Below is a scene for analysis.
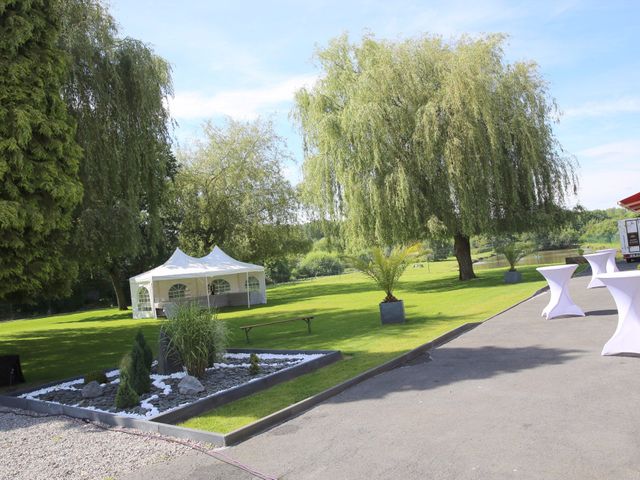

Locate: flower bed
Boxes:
[20,352,327,420]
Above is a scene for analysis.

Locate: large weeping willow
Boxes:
[295,34,577,280]
[57,0,175,307]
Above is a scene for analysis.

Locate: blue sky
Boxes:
[110,0,640,210]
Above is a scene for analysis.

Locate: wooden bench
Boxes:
[239,316,314,343]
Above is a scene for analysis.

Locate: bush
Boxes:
[115,356,139,409]
[297,251,344,278]
[130,342,151,394]
[162,302,228,378]
[249,353,260,375]
[264,258,295,284]
[84,370,108,385]
[135,330,153,370]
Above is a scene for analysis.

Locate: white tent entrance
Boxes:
[129,246,267,319]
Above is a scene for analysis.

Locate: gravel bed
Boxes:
[21,353,324,419]
[0,407,203,480]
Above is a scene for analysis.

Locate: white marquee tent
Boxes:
[129,246,266,319]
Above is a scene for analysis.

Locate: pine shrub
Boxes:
[135,330,153,370]
[130,342,151,394]
[249,353,260,375]
[115,356,139,409]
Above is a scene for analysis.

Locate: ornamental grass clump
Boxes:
[162,302,228,378]
[115,355,139,409]
[345,243,423,303]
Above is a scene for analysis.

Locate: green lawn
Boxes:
[0,260,548,433]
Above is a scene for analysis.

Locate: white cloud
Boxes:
[168,74,318,120]
[574,139,640,209]
[564,98,640,119]
[577,140,640,162]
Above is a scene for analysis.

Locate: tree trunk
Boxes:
[107,268,128,310]
[454,233,477,281]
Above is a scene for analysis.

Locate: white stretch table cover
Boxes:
[598,271,640,356]
[596,248,620,273]
[536,265,585,319]
[582,252,610,288]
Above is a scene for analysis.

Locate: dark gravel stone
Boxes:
[25,354,319,417]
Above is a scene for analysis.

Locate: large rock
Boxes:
[81,381,103,399]
[157,330,182,375]
[178,375,204,395]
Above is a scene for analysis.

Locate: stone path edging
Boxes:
[0,284,548,447]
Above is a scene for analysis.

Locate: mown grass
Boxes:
[0,260,548,432]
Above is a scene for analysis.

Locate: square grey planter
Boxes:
[504,271,522,284]
[380,300,405,324]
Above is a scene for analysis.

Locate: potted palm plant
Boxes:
[496,242,531,284]
[346,243,423,324]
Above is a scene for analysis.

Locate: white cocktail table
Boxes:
[536,265,585,319]
[583,252,610,288]
[598,271,640,356]
[596,248,620,273]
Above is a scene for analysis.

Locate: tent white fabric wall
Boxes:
[129,246,266,319]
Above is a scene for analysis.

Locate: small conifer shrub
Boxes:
[130,342,151,394]
[249,353,260,375]
[135,330,153,370]
[115,356,139,409]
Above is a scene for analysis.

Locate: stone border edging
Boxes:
[0,348,342,446]
[222,321,482,445]
[0,284,549,446]
[152,349,342,424]
[221,282,552,445]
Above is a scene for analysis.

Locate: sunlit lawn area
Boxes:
[0,259,549,432]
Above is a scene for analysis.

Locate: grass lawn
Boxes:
[0,259,549,433]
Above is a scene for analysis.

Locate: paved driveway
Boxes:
[125,274,640,480]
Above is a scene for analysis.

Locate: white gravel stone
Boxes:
[0,407,204,480]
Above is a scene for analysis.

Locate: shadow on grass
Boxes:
[0,322,162,386]
[54,311,132,324]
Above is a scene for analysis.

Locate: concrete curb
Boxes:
[221,283,553,445]
[0,285,548,446]
[0,348,341,446]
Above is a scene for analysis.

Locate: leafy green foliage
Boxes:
[0,0,83,302]
[130,341,151,395]
[84,370,108,385]
[345,243,423,302]
[162,303,228,378]
[115,355,139,409]
[496,243,532,272]
[175,118,310,264]
[57,0,176,309]
[295,34,577,280]
[297,251,344,278]
[249,353,260,375]
[135,330,153,371]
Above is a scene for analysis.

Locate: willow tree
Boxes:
[57,0,175,308]
[295,34,576,280]
[0,0,83,302]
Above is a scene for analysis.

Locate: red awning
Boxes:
[619,192,640,212]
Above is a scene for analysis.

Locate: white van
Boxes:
[618,218,640,262]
